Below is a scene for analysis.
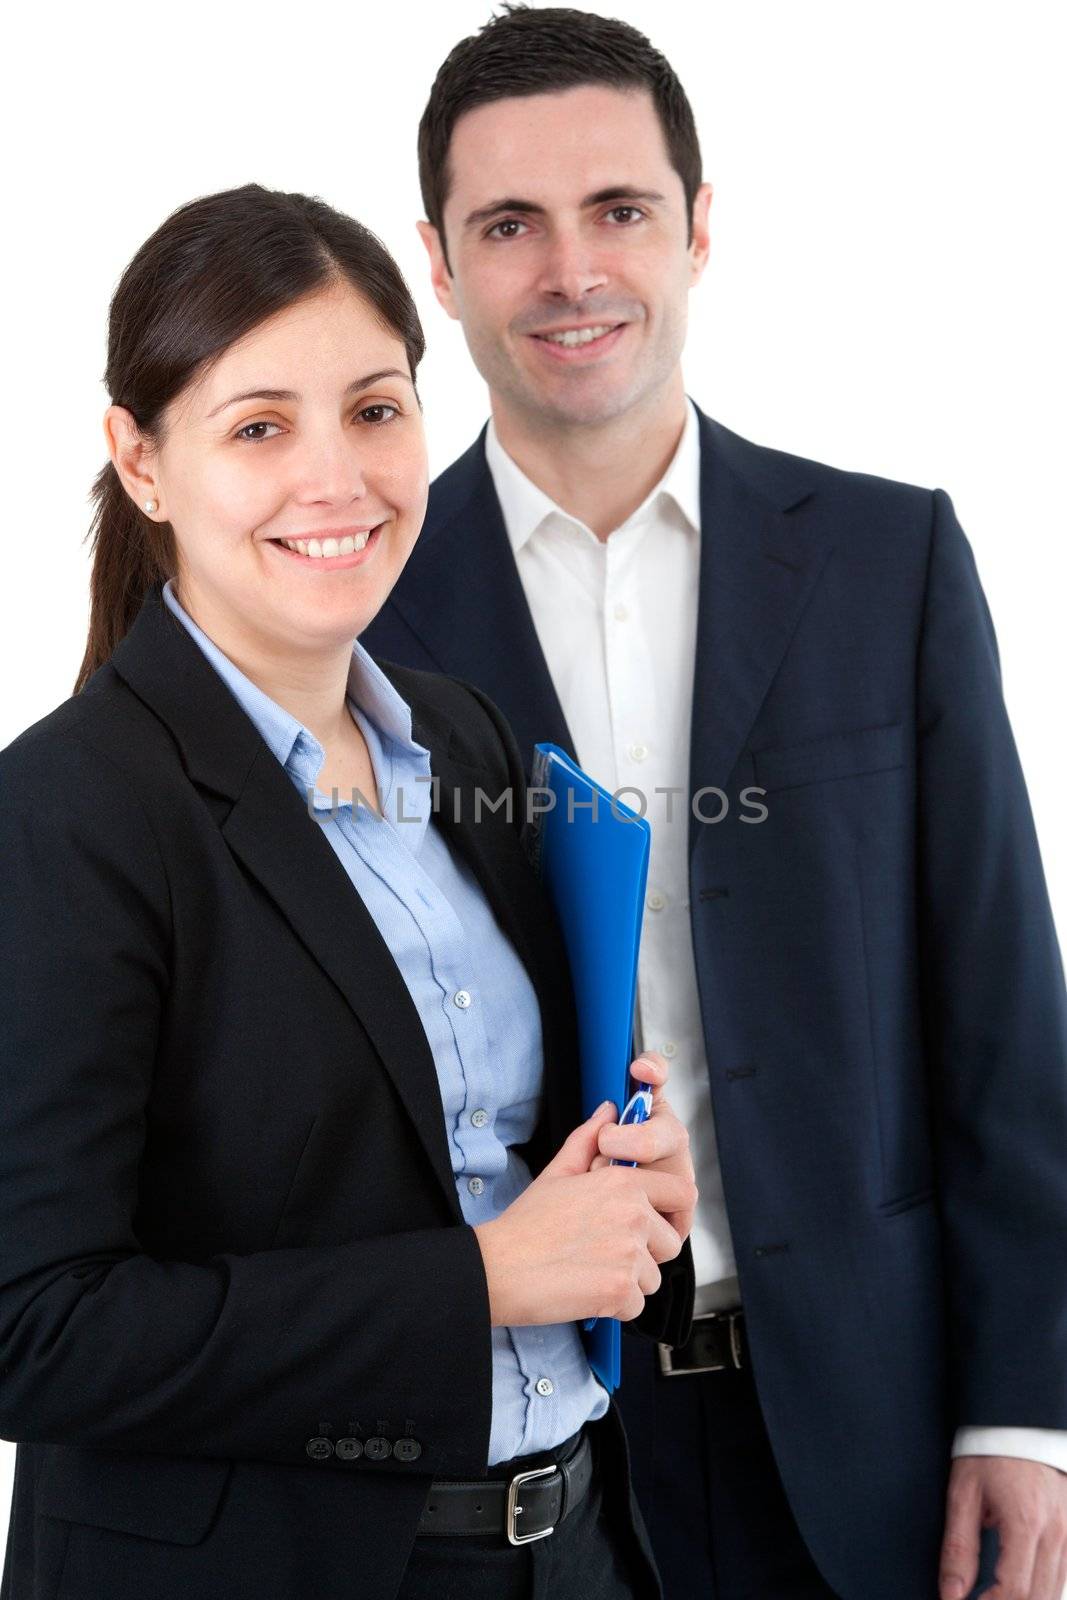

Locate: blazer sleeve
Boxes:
[452,676,695,1351]
[0,728,493,1476]
[917,488,1067,1427]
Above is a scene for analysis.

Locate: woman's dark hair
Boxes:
[418,4,702,273]
[75,183,426,694]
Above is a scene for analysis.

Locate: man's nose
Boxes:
[536,230,609,303]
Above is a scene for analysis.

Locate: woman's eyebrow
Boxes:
[206,369,411,419]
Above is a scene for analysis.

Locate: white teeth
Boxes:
[542,325,614,347]
[279,529,375,558]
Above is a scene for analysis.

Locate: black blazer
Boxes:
[361,403,1067,1600]
[0,582,692,1600]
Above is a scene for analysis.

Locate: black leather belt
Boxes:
[417,1426,594,1546]
[658,1308,747,1376]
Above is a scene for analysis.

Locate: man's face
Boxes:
[421,83,711,431]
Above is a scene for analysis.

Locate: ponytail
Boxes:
[73,461,174,695]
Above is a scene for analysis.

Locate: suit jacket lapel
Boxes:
[388,431,576,772]
[687,409,835,857]
[109,587,464,1219]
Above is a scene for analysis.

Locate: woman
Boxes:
[0,184,695,1600]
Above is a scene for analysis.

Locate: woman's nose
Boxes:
[291,431,370,507]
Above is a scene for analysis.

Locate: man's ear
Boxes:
[416,220,461,321]
[688,182,713,285]
[104,406,164,519]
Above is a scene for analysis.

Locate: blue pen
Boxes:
[583,1085,655,1330]
[609,1084,654,1168]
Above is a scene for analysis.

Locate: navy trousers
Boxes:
[620,1330,1001,1600]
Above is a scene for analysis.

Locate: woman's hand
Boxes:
[592,1051,697,1244]
[473,1100,696,1328]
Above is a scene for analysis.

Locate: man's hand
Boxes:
[593,1050,697,1243]
[939,1456,1067,1600]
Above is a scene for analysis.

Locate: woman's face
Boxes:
[142,281,428,655]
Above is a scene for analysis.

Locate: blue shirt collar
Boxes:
[161,579,433,840]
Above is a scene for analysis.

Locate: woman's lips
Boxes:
[267,524,384,569]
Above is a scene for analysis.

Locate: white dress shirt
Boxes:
[484,398,1067,1475]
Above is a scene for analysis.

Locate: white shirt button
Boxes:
[535,1377,555,1397]
[453,989,473,1009]
[470,1108,490,1129]
[467,1176,485,1196]
[628,742,648,763]
[663,1042,678,1059]
[646,890,667,912]
[613,602,629,622]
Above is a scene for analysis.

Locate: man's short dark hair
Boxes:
[418,5,703,271]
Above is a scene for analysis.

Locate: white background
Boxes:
[2,0,1065,1571]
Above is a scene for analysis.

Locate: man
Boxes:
[361,7,1067,1597]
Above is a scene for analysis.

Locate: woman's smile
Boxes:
[265,521,386,569]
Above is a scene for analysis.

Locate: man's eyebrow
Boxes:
[463,198,547,231]
[463,187,667,232]
[206,369,411,419]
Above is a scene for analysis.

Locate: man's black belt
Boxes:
[658,1307,747,1376]
[417,1426,593,1545]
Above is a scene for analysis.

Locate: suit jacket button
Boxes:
[364,1436,391,1461]
[335,1437,364,1461]
[393,1438,422,1462]
[306,1436,334,1460]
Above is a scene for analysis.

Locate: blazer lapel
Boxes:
[389,432,576,772]
[109,587,463,1220]
[687,408,835,857]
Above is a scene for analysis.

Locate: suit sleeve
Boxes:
[453,677,695,1350]
[917,488,1067,1427]
[0,728,492,1475]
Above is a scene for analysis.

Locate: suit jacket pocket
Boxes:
[34,1443,232,1545]
[751,722,904,794]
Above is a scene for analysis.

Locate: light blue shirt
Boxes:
[162,580,608,1464]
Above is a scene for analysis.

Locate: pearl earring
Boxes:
[144,499,158,514]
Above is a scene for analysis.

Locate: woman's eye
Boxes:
[487,219,528,240]
[357,404,400,424]
[234,421,282,443]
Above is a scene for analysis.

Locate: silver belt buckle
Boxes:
[657,1309,745,1376]
[506,1462,557,1545]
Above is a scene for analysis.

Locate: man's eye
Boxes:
[606,206,643,225]
[487,219,528,240]
[235,421,282,443]
[357,404,400,424]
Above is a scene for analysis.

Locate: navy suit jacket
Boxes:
[362,403,1067,1600]
[0,585,690,1600]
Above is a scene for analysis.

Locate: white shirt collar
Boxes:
[484,395,702,555]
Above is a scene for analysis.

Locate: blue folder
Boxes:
[527,743,652,1391]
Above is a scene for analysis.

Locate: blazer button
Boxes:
[335,1437,364,1461]
[364,1436,391,1461]
[306,1436,334,1461]
[393,1438,422,1462]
